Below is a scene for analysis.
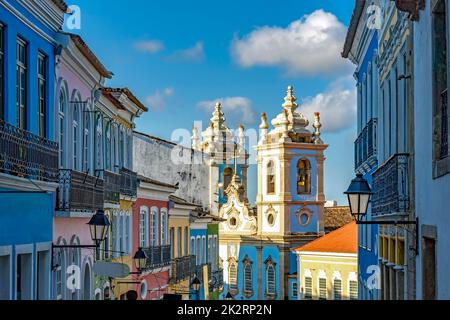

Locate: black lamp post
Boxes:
[344,173,373,223]
[88,209,111,247]
[52,209,111,269]
[131,248,147,274]
[191,275,201,300]
[344,174,418,254]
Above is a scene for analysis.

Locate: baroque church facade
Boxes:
[192,86,327,300]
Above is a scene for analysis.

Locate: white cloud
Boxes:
[145,87,175,112]
[134,40,165,53]
[300,77,356,133]
[231,9,352,76]
[169,41,205,62]
[197,97,256,125]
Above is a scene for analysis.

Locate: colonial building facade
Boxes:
[293,222,358,300]
[407,0,450,299]
[344,0,417,300]
[342,0,381,300]
[0,0,65,301]
[218,86,327,300]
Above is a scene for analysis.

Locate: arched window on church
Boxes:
[242,256,253,298]
[222,167,233,196]
[297,159,311,194]
[266,264,276,298]
[267,161,275,194]
[228,259,238,295]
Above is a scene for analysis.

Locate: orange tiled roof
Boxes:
[294,222,357,254]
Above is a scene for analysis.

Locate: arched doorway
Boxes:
[83,263,91,300]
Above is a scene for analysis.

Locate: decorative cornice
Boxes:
[391,0,425,21]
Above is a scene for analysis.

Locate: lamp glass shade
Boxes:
[87,210,110,243]
[348,194,361,216]
[191,276,201,291]
[344,174,373,220]
[133,248,147,271]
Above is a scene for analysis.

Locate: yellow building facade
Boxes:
[294,222,358,300]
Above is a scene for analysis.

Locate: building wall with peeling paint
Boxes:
[133,131,211,210]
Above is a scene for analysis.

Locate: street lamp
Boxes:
[133,248,147,273]
[344,173,373,222]
[191,275,201,300]
[225,291,234,300]
[52,209,111,269]
[343,174,419,255]
[88,209,111,246]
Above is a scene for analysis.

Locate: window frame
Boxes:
[37,52,47,137]
[150,207,158,246]
[0,23,5,120]
[296,158,312,195]
[160,208,167,245]
[16,37,27,130]
[242,256,253,298]
[228,258,238,295]
[264,256,277,299]
[304,274,313,300]
[266,160,276,195]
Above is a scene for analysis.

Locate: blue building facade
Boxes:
[0,0,65,300]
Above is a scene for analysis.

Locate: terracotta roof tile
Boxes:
[103,88,148,112]
[138,175,178,189]
[294,222,357,254]
[324,206,353,232]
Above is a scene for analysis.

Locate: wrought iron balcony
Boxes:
[119,167,137,198]
[142,245,171,270]
[372,153,410,216]
[100,170,120,204]
[208,268,223,291]
[0,119,58,182]
[170,255,196,283]
[57,169,104,212]
[355,118,378,171]
[440,89,448,160]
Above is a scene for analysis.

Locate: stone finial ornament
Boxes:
[279,109,292,143]
[260,112,269,130]
[282,85,298,111]
[313,112,323,145]
[238,124,245,151]
[259,113,269,145]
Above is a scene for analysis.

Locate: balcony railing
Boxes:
[355,118,378,171]
[142,245,171,270]
[100,170,120,204]
[57,169,104,212]
[209,268,224,291]
[170,255,196,283]
[120,167,137,198]
[0,119,58,182]
[440,89,448,160]
[372,153,409,216]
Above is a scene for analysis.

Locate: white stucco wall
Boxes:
[413,1,450,299]
[133,132,211,210]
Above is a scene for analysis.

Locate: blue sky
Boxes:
[67,0,357,205]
